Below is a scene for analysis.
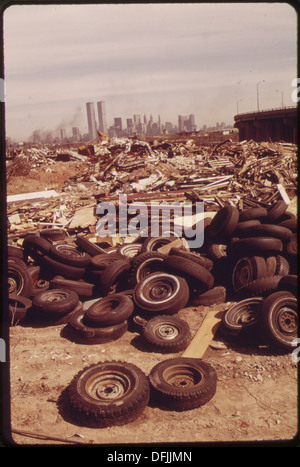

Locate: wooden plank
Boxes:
[181,305,227,359]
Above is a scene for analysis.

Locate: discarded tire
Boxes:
[238,207,268,222]
[141,236,176,253]
[32,288,79,315]
[222,297,264,337]
[260,291,297,350]
[208,205,239,241]
[129,251,166,286]
[231,256,268,292]
[277,275,297,295]
[99,260,131,295]
[22,235,51,261]
[142,315,192,353]
[67,361,150,427]
[149,357,217,411]
[237,223,293,241]
[133,272,189,315]
[229,237,283,257]
[266,200,288,223]
[8,294,32,325]
[162,255,214,291]
[237,275,282,298]
[85,294,134,326]
[50,276,94,299]
[48,244,91,268]
[8,260,33,298]
[190,286,226,306]
[90,253,129,271]
[40,255,86,280]
[169,248,214,271]
[75,234,107,256]
[68,309,128,344]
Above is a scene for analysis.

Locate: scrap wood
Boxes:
[181,304,228,359]
[12,427,94,445]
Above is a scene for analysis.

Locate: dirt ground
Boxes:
[3,158,299,448]
[5,302,298,447]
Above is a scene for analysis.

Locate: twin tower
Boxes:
[86,101,107,141]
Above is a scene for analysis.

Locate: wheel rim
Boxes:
[163,364,202,388]
[8,270,24,294]
[233,258,252,290]
[56,245,84,257]
[276,306,297,335]
[83,370,132,402]
[41,290,69,302]
[154,322,180,340]
[139,274,180,304]
[137,258,164,282]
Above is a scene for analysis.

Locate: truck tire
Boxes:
[142,315,191,353]
[149,357,217,411]
[67,361,150,427]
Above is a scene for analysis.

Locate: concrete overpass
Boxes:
[234,106,297,143]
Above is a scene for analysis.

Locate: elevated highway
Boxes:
[234,106,297,143]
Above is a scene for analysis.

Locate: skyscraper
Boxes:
[97,101,108,134]
[86,102,98,140]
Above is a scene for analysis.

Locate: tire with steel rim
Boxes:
[8,260,33,298]
[260,291,298,350]
[129,251,166,286]
[149,357,217,411]
[162,256,214,291]
[142,315,191,353]
[67,361,150,427]
[222,297,264,337]
[32,288,79,315]
[133,272,189,315]
[49,244,91,268]
[231,256,267,292]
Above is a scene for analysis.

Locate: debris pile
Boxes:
[6,136,298,428]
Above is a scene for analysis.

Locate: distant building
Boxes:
[72,127,81,142]
[97,101,108,134]
[60,128,67,142]
[114,118,123,137]
[86,102,98,140]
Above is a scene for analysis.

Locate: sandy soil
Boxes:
[5,303,298,447]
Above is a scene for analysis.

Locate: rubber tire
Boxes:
[274,255,290,276]
[40,255,86,280]
[233,220,261,236]
[75,234,107,256]
[68,310,128,344]
[50,276,94,299]
[286,233,297,256]
[267,201,288,223]
[133,272,189,315]
[85,294,134,326]
[222,297,264,337]
[231,256,268,292]
[278,218,297,232]
[149,357,217,411]
[32,288,79,315]
[48,244,91,268]
[190,286,226,306]
[208,205,239,241]
[67,361,150,427]
[129,251,166,287]
[90,253,130,271]
[28,265,50,297]
[8,294,32,325]
[260,291,297,350]
[229,237,283,257]
[277,275,298,295]
[7,245,24,259]
[142,315,192,353]
[162,255,214,291]
[237,275,282,298]
[169,248,214,271]
[8,260,33,298]
[141,236,176,253]
[99,260,131,295]
[22,235,51,261]
[237,224,293,242]
[238,207,268,222]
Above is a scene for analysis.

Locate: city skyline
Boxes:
[3,3,297,141]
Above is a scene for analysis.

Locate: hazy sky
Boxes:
[3,2,297,141]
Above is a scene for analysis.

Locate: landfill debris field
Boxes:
[4,134,298,445]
